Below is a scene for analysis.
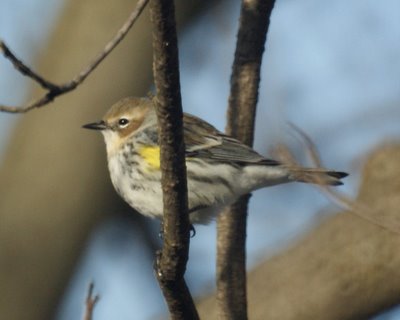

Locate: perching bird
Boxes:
[83,97,347,224]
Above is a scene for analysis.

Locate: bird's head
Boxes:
[83,97,154,155]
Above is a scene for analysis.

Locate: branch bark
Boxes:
[149,0,198,319]
[217,1,276,319]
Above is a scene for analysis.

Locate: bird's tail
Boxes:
[287,167,348,186]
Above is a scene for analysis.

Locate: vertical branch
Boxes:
[149,0,199,319]
[217,1,276,319]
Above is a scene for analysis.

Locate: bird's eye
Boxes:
[118,118,129,127]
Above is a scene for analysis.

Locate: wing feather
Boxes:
[183,113,280,166]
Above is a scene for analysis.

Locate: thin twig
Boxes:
[217,1,276,319]
[149,0,198,319]
[0,41,59,90]
[83,282,100,320]
[289,123,400,234]
[0,0,149,113]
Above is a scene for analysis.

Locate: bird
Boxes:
[83,96,348,224]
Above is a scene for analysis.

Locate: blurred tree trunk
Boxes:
[0,1,217,319]
[198,143,400,319]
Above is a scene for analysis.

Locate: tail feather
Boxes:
[288,167,348,186]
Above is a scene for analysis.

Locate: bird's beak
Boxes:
[82,120,107,130]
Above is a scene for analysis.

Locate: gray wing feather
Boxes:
[183,113,280,166]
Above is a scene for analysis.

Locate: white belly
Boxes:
[107,150,290,224]
[108,152,164,219]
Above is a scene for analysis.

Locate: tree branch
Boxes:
[149,0,198,319]
[0,0,149,113]
[217,1,276,319]
[83,282,100,320]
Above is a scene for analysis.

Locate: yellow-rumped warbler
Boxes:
[83,97,347,224]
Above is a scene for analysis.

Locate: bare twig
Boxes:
[217,1,276,319]
[83,282,100,320]
[149,0,198,319]
[0,41,59,90]
[0,0,149,113]
[289,123,400,234]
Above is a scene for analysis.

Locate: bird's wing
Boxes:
[183,113,280,166]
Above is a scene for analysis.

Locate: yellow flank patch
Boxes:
[139,146,160,169]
